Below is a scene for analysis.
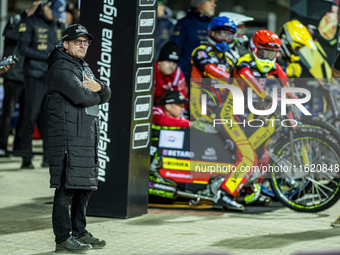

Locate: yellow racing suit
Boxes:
[190,46,258,196]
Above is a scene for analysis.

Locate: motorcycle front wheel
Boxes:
[296,119,340,146]
[269,132,340,212]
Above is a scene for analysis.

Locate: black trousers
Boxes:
[52,171,92,244]
[15,76,49,163]
[0,79,24,150]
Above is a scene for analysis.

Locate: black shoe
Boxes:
[213,190,245,212]
[77,232,106,249]
[41,160,49,168]
[21,162,34,169]
[253,194,272,206]
[56,236,92,253]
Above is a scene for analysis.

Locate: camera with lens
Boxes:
[0,55,19,69]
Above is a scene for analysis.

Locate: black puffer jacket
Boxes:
[47,45,111,190]
[19,4,66,78]
[2,12,26,82]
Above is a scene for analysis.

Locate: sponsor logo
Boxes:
[159,130,184,149]
[135,132,148,140]
[98,103,110,183]
[99,1,117,25]
[96,1,117,183]
[139,0,156,6]
[136,103,150,112]
[134,95,152,120]
[138,11,156,35]
[162,149,194,158]
[169,51,179,61]
[137,39,154,64]
[139,47,153,55]
[132,124,150,149]
[202,147,218,161]
[135,67,153,92]
[165,171,192,179]
[198,51,208,59]
[162,157,190,170]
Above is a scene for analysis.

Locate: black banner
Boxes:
[80,0,156,218]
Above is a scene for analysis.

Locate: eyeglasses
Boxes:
[72,39,91,46]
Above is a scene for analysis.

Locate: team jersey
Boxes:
[235,54,289,99]
[190,46,259,197]
[190,44,234,122]
[191,45,233,82]
[152,106,190,128]
[154,60,187,104]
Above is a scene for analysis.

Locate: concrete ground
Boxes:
[1,151,340,255]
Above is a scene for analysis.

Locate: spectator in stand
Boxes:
[153,90,190,128]
[155,0,176,60]
[65,2,80,26]
[171,0,217,86]
[154,41,187,104]
[0,2,40,157]
[16,0,67,169]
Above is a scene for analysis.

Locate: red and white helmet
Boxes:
[250,29,282,73]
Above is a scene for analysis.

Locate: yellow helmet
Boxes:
[279,20,317,62]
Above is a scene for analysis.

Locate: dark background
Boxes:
[5,0,290,32]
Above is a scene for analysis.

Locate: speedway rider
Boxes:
[218,12,254,66]
[230,29,290,200]
[190,16,245,211]
[191,22,290,210]
[278,20,337,120]
[278,19,318,78]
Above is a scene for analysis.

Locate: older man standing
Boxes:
[171,0,217,86]
[47,24,111,253]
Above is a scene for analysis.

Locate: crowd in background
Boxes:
[0,0,339,165]
[153,0,340,128]
[0,0,79,168]
[151,0,340,212]
[0,0,340,236]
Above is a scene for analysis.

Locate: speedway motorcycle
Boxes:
[149,81,340,212]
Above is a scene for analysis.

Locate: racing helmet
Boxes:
[279,19,317,62]
[207,16,237,52]
[250,29,281,73]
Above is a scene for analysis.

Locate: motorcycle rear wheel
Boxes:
[269,132,340,212]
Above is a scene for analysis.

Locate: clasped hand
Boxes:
[82,75,102,92]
